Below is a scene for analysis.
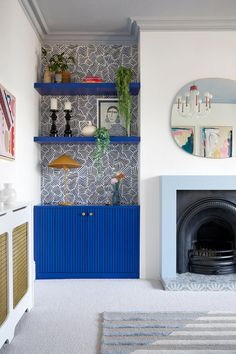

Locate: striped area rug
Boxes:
[101,312,236,353]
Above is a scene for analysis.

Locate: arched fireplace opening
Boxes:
[177,198,236,275]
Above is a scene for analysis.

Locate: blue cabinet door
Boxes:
[34,206,87,277]
[85,206,139,276]
[34,205,140,279]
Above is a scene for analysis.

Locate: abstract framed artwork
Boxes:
[97,98,128,136]
[201,126,232,158]
[0,84,15,159]
[171,127,194,154]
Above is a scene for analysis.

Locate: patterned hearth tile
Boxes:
[162,272,236,291]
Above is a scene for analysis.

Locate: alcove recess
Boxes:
[34,44,140,205]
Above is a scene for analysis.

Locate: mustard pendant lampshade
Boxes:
[48,154,81,205]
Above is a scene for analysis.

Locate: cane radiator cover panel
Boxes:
[13,223,28,308]
[0,232,8,326]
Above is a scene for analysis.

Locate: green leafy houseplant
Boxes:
[42,48,75,83]
[48,52,75,73]
[93,128,110,175]
[42,47,75,74]
[115,66,133,135]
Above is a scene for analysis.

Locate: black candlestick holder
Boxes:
[49,109,58,137]
[64,110,72,137]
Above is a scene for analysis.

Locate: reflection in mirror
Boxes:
[171,78,236,158]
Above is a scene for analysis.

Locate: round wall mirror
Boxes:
[171,78,236,158]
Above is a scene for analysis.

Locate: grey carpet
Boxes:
[101,312,236,353]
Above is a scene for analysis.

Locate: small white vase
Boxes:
[81,121,96,137]
[3,183,17,206]
[55,72,62,83]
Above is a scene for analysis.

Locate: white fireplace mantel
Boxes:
[160,175,236,279]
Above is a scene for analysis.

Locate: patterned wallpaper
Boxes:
[40,44,139,205]
[42,144,138,205]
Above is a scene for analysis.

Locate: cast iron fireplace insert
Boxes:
[177,191,236,275]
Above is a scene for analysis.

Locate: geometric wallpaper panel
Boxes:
[41,44,139,83]
[40,44,139,205]
[41,144,138,205]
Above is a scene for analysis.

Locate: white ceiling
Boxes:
[19,0,236,44]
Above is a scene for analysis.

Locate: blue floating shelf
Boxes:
[34,82,140,96]
[33,136,140,144]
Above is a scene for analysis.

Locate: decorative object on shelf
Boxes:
[2,183,17,206]
[49,110,58,137]
[111,171,125,205]
[0,83,16,160]
[48,154,80,205]
[64,101,72,110]
[64,101,72,137]
[97,98,127,136]
[81,121,96,137]
[115,66,132,136]
[42,48,75,83]
[201,126,233,158]
[50,98,58,110]
[43,68,52,83]
[61,71,71,83]
[82,76,103,83]
[49,98,58,137]
[93,128,110,175]
[42,47,52,83]
[176,85,212,118]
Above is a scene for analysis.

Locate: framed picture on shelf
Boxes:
[97,98,128,136]
[0,83,16,160]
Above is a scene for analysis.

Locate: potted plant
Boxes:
[49,52,75,83]
[115,66,133,136]
[42,48,75,83]
[93,128,110,176]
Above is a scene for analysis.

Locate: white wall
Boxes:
[0,0,41,204]
[140,31,236,279]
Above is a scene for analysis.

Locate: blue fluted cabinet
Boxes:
[34,205,140,279]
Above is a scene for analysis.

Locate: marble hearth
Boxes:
[160,175,236,291]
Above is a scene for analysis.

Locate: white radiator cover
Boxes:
[0,203,34,348]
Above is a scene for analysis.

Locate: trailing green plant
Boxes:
[115,66,133,134]
[93,128,110,175]
[42,47,75,73]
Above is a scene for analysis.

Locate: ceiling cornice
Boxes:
[19,0,48,43]
[45,32,138,45]
[132,17,236,31]
[18,0,138,45]
[18,0,236,45]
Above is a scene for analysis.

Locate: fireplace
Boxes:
[177,192,236,275]
[160,176,236,290]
